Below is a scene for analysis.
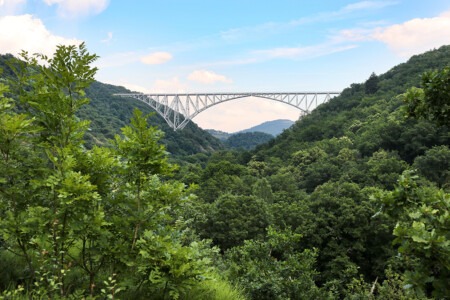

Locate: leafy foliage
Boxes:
[2,42,450,300]
[376,171,450,298]
[0,44,244,299]
[225,227,331,300]
[403,66,450,127]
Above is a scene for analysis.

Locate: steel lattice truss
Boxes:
[114,92,340,130]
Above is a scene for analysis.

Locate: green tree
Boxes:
[403,66,450,127]
[225,227,331,300]
[413,145,450,188]
[0,45,223,299]
[0,43,105,297]
[365,72,379,94]
[376,171,450,298]
[366,150,408,189]
[202,193,271,250]
[305,182,394,292]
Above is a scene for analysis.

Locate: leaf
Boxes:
[411,235,428,244]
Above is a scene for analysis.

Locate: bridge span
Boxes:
[114,92,340,130]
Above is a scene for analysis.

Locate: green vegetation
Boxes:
[182,45,450,299]
[1,44,449,299]
[0,44,242,299]
[225,131,274,150]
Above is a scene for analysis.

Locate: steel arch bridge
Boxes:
[114,92,340,130]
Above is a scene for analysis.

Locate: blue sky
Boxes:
[1,0,450,132]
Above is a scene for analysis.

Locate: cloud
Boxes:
[221,1,397,41]
[332,9,450,57]
[372,10,450,57]
[188,70,232,84]
[342,1,398,13]
[253,42,357,61]
[0,0,26,15]
[140,52,173,65]
[43,0,109,18]
[0,14,81,57]
[195,41,357,69]
[101,31,113,44]
[95,51,139,69]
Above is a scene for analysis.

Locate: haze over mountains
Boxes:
[238,119,294,136]
[206,119,294,139]
[205,119,294,149]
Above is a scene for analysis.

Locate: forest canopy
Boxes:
[0,44,449,299]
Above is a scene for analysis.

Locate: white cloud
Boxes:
[342,1,398,13]
[221,1,397,41]
[0,14,81,57]
[372,10,450,57]
[95,51,138,68]
[140,52,173,65]
[253,43,357,60]
[101,31,113,44]
[0,0,26,15]
[188,70,232,84]
[43,0,109,18]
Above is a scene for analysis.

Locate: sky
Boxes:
[1,0,450,132]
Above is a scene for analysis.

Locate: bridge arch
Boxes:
[114,92,340,130]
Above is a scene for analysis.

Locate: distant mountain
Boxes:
[238,119,294,136]
[205,129,231,141]
[225,131,274,150]
[205,119,294,150]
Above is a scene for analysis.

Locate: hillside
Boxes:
[225,131,274,150]
[255,45,450,162]
[81,81,224,156]
[206,129,231,141]
[206,119,294,150]
[1,44,449,299]
[0,55,224,157]
[186,45,450,298]
[238,119,294,136]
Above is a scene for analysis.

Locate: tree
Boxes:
[413,145,450,188]
[365,72,379,94]
[202,193,271,250]
[0,45,224,299]
[1,44,104,297]
[305,181,394,293]
[403,66,450,127]
[225,227,331,299]
[376,171,450,298]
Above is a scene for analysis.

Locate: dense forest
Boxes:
[0,43,449,299]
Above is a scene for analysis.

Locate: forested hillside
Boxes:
[0,54,224,157]
[1,44,449,299]
[178,45,450,299]
[225,131,274,150]
[81,82,224,156]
